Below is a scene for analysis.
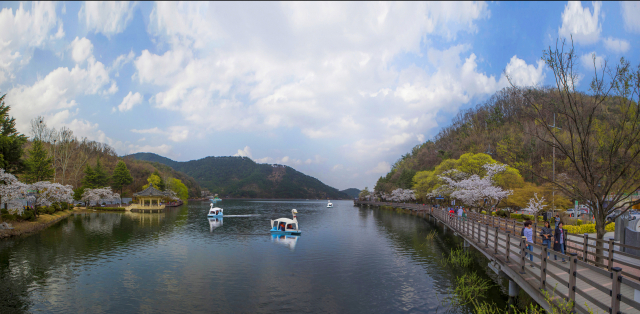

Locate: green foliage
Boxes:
[440,248,473,267]
[129,153,350,199]
[1,213,16,221]
[446,273,493,307]
[510,213,522,220]
[341,188,360,198]
[111,160,133,197]
[495,210,509,218]
[45,206,55,214]
[73,186,85,201]
[19,209,34,221]
[167,178,188,200]
[0,94,27,174]
[576,219,582,226]
[24,140,54,183]
[143,173,164,190]
[82,158,110,188]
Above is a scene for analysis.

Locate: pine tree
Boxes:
[0,94,27,174]
[111,160,133,202]
[93,158,110,187]
[24,140,54,183]
[81,164,96,188]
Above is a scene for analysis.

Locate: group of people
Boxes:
[522,214,567,264]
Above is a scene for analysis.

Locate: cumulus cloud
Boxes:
[70,37,93,64]
[0,2,60,84]
[117,91,143,112]
[602,37,630,53]
[233,146,252,158]
[621,2,640,33]
[558,1,602,44]
[366,162,391,174]
[502,55,545,87]
[79,1,137,37]
[167,126,189,142]
[580,51,604,70]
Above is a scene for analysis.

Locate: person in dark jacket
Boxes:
[553,222,567,262]
[540,221,553,257]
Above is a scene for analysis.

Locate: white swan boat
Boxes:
[270,209,301,235]
[327,200,333,208]
[207,203,223,217]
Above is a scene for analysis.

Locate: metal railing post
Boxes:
[494,227,499,255]
[520,237,527,274]
[607,238,614,271]
[611,267,622,314]
[568,253,577,308]
[583,234,589,262]
[540,247,548,290]
[485,224,489,248]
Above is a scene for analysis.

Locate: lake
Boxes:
[0,200,517,313]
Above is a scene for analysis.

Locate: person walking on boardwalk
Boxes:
[540,221,553,257]
[554,214,561,228]
[523,221,534,263]
[554,222,567,263]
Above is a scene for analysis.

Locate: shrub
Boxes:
[19,210,35,221]
[1,213,16,221]
[0,208,7,215]
[491,211,497,216]
[51,203,60,212]
[495,210,509,218]
[481,211,487,214]
[510,213,522,220]
[606,223,615,232]
[576,219,582,226]
[45,206,55,215]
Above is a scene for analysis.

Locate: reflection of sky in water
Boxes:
[0,200,510,313]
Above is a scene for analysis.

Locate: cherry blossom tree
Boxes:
[81,187,121,207]
[521,193,547,219]
[27,181,74,217]
[390,188,416,203]
[0,169,28,215]
[432,164,513,212]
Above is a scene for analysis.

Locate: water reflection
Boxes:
[271,234,299,250]
[208,217,223,232]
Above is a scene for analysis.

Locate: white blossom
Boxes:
[0,169,28,215]
[435,163,512,211]
[522,193,547,214]
[81,187,120,205]
[389,188,416,202]
[27,181,75,208]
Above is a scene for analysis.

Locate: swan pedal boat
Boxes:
[271,209,302,235]
[207,203,223,217]
[327,201,333,208]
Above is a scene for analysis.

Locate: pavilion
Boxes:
[128,184,169,213]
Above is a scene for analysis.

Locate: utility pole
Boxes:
[549,114,561,215]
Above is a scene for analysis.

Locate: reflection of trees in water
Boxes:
[364,208,510,312]
[0,209,185,313]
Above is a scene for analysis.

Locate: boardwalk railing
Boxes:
[355,201,640,314]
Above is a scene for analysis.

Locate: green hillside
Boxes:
[340,188,361,199]
[126,153,350,199]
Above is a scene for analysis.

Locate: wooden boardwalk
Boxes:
[355,201,640,314]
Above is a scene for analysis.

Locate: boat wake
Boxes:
[222,214,261,217]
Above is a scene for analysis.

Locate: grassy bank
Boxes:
[0,208,80,239]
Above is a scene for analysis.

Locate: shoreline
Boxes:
[0,208,81,239]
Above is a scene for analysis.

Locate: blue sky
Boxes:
[0,2,638,190]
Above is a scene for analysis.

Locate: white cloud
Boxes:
[79,1,137,37]
[131,127,163,134]
[580,51,604,70]
[304,155,325,164]
[167,126,189,142]
[117,91,143,112]
[70,37,93,64]
[233,146,252,158]
[0,2,60,84]
[332,164,344,172]
[502,55,545,87]
[558,1,602,44]
[366,162,391,174]
[602,37,630,53]
[621,2,640,33]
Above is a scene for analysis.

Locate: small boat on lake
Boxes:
[207,203,223,217]
[327,200,333,208]
[270,209,301,235]
[209,196,222,203]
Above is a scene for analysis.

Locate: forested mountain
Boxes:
[340,188,361,199]
[126,153,350,199]
[375,87,567,194]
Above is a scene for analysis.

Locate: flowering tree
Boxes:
[81,187,121,207]
[433,164,513,212]
[390,188,416,203]
[0,169,28,215]
[521,193,547,218]
[27,181,74,217]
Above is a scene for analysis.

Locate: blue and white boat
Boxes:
[207,203,223,217]
[270,209,302,235]
[327,200,333,208]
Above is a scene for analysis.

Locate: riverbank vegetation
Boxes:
[374,40,640,246]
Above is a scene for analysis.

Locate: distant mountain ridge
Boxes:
[340,188,360,199]
[125,153,350,199]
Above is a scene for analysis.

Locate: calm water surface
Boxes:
[0,200,515,313]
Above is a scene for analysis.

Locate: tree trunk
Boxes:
[594,212,606,266]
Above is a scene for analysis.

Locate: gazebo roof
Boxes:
[133,183,168,197]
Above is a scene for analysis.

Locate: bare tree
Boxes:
[57,127,76,185]
[511,39,640,262]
